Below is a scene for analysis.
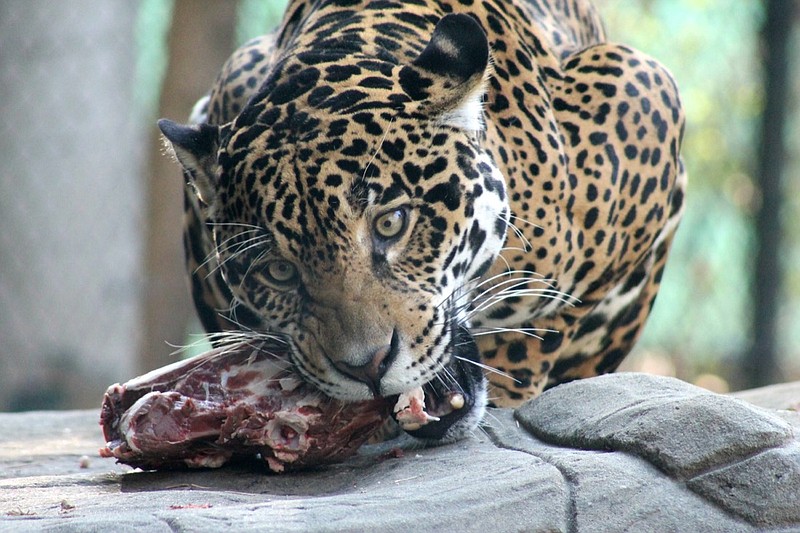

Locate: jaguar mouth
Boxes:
[391,326,484,441]
[392,382,470,436]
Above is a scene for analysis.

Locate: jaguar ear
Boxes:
[158,119,220,206]
[399,14,491,131]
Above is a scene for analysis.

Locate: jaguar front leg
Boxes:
[476,314,579,408]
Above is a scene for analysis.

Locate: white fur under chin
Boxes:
[436,379,487,444]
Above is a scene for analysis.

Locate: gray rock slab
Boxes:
[732,380,800,411]
[115,438,570,533]
[515,372,800,528]
[0,410,129,481]
[516,373,794,478]
[688,442,800,527]
[0,412,568,532]
[485,410,752,533]
[2,374,800,532]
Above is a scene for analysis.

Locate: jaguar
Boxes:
[159,0,686,442]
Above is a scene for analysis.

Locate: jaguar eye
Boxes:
[266,260,297,284]
[374,208,408,240]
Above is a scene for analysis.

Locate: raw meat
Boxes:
[99,342,392,473]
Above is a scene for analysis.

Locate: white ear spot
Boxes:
[440,56,493,132]
[189,94,210,125]
[440,85,486,132]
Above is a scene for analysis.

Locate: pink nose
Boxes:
[333,330,398,396]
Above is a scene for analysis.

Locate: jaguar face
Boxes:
[208,111,507,402]
[160,14,508,438]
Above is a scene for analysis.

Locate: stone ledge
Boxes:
[515,373,799,528]
[1,373,798,532]
[516,373,794,480]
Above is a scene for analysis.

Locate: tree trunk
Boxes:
[139,1,237,373]
[745,0,796,388]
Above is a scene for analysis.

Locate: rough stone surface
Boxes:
[515,373,794,479]
[687,443,800,527]
[485,410,754,533]
[732,381,800,411]
[1,373,799,532]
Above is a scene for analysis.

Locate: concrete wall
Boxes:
[0,1,145,409]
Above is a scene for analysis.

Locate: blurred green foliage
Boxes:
[133,0,288,121]
[599,0,798,381]
[782,22,800,361]
[134,0,174,121]
[236,0,289,46]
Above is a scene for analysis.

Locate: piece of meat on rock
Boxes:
[99,342,392,473]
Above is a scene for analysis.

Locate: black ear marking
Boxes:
[399,14,490,106]
[158,119,219,161]
[157,119,221,206]
[398,14,491,129]
[412,14,489,82]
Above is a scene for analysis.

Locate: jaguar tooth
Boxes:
[449,393,465,410]
[393,386,440,430]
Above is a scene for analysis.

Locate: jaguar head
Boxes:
[160,15,508,441]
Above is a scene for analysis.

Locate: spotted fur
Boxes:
[160,0,685,440]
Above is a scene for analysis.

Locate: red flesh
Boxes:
[99,342,392,473]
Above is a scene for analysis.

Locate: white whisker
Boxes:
[501,215,533,253]
[194,228,262,274]
[508,213,542,230]
[496,252,512,272]
[469,326,557,340]
[205,234,271,279]
[501,246,530,254]
[362,116,395,182]
[451,276,570,322]
[167,328,288,360]
[238,246,272,290]
[454,355,519,383]
[467,287,577,317]
[441,269,554,310]
[206,221,264,231]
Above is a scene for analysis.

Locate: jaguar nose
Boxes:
[333,329,399,397]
